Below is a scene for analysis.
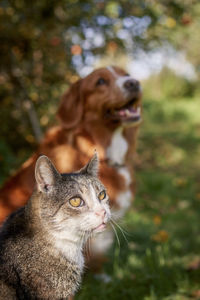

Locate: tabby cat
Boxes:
[0,153,110,299]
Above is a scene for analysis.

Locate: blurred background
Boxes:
[1,0,200,299]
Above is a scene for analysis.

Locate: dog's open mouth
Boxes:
[108,98,142,125]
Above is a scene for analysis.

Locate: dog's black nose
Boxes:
[124,79,140,92]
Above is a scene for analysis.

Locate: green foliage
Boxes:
[76,96,200,299]
[0,141,16,184]
[143,68,198,101]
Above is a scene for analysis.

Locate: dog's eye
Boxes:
[96,78,107,85]
[98,190,106,201]
[69,197,84,207]
[124,73,130,77]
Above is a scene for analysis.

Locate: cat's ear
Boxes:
[79,151,99,177]
[35,155,61,193]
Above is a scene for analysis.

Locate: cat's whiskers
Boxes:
[84,233,91,259]
[109,209,125,220]
[110,222,120,249]
[110,217,129,245]
[110,209,133,235]
[88,230,94,258]
[87,236,92,258]
[77,232,85,254]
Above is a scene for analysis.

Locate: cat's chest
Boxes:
[106,127,128,166]
[53,237,84,272]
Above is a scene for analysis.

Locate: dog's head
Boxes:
[57,66,142,129]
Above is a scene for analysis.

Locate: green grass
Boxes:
[76,96,200,300]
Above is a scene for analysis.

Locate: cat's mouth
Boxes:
[93,222,107,233]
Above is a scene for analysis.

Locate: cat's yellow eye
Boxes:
[69,197,83,207]
[98,190,106,201]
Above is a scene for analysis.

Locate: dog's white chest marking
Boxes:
[106,128,133,217]
[106,128,128,166]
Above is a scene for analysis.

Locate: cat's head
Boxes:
[34,153,111,238]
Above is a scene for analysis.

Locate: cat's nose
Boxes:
[95,209,106,218]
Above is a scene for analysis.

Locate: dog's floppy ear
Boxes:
[57,79,83,129]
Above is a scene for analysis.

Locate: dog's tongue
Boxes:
[119,110,126,117]
[118,106,141,118]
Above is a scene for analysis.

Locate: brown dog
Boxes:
[0,66,142,266]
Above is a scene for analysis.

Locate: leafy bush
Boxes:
[143,67,197,100]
